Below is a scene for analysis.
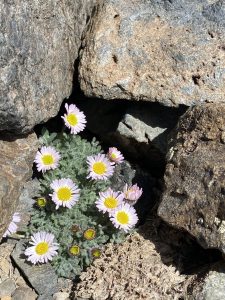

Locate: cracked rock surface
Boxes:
[79,0,225,106]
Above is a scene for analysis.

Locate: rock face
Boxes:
[0,133,38,239]
[158,103,225,254]
[0,0,96,134]
[79,0,225,106]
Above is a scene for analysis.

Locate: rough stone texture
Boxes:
[158,103,225,254]
[0,0,96,134]
[79,0,225,106]
[0,279,16,297]
[76,98,183,170]
[73,232,186,300]
[0,133,38,240]
[186,262,225,300]
[11,240,58,297]
[12,287,37,300]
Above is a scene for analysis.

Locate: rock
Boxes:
[76,98,183,170]
[0,279,16,297]
[0,0,96,134]
[12,287,37,300]
[0,297,12,300]
[158,103,225,253]
[11,240,58,297]
[53,292,69,300]
[0,133,38,240]
[79,0,225,106]
[187,262,225,300]
[74,232,186,300]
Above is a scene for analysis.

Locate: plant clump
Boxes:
[20,103,143,278]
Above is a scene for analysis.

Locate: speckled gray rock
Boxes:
[12,287,37,300]
[158,103,225,253]
[187,263,225,300]
[0,133,38,240]
[0,0,96,133]
[11,240,58,297]
[79,0,225,106]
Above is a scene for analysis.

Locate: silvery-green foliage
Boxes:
[27,129,126,278]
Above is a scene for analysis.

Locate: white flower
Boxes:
[123,184,143,205]
[110,203,138,232]
[61,103,87,134]
[50,178,80,209]
[108,147,124,164]
[3,212,21,237]
[25,231,59,264]
[87,154,115,180]
[34,146,60,173]
[96,188,124,214]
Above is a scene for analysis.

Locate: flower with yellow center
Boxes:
[96,188,124,214]
[69,245,80,256]
[83,228,96,240]
[87,154,115,180]
[50,178,80,209]
[25,231,59,264]
[108,147,124,164]
[61,103,86,134]
[34,146,61,173]
[110,203,138,232]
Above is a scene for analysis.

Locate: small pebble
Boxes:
[53,292,70,300]
[0,279,16,297]
[12,287,37,300]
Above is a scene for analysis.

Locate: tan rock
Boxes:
[79,0,225,106]
[0,133,38,240]
[158,103,225,253]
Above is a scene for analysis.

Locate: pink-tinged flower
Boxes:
[108,147,124,164]
[34,146,60,173]
[50,178,80,209]
[110,203,138,232]
[3,212,21,237]
[87,154,115,180]
[61,103,86,134]
[25,231,59,264]
[123,184,143,205]
[96,188,124,214]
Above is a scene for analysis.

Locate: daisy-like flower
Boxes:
[110,203,138,232]
[3,212,21,238]
[50,178,80,209]
[61,103,87,134]
[108,147,124,164]
[123,184,143,205]
[25,231,59,264]
[34,146,60,173]
[91,248,102,259]
[96,188,124,214]
[87,154,115,180]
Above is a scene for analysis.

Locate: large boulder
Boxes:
[0,133,38,239]
[0,0,96,134]
[79,0,225,106]
[158,103,225,254]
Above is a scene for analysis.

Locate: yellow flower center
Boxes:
[111,153,117,159]
[42,154,54,165]
[104,196,118,209]
[84,228,96,240]
[66,113,78,126]
[69,245,80,256]
[57,187,72,201]
[93,162,106,175]
[37,197,47,207]
[35,242,49,255]
[91,248,101,258]
[116,211,129,225]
